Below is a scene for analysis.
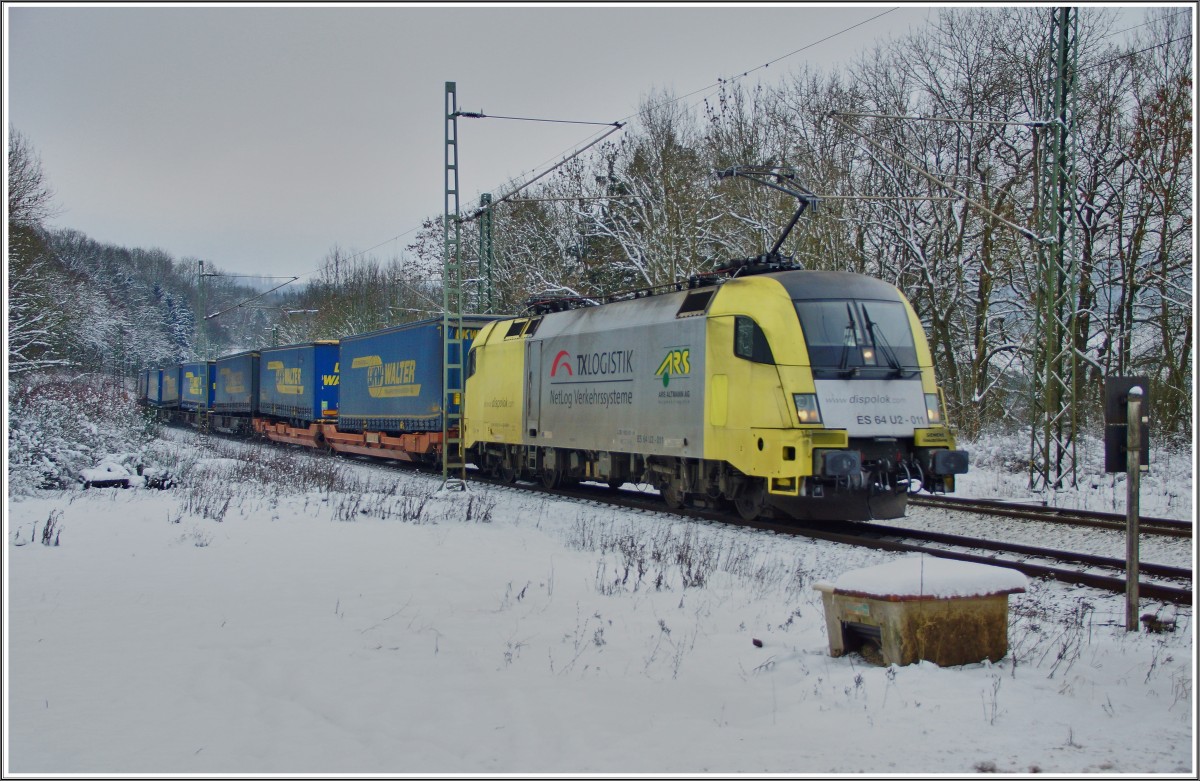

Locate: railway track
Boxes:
[910,494,1192,538]
[484,478,1194,607]
[168,426,1196,607]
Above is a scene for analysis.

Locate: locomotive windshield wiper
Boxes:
[838,302,857,376]
[861,305,917,378]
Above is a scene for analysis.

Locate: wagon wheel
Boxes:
[734,479,767,521]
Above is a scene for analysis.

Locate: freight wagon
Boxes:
[180,361,216,411]
[212,350,260,434]
[252,341,340,447]
[324,316,496,463]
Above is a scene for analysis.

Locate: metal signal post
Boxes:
[1125,386,1144,631]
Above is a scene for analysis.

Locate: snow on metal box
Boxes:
[214,351,260,413]
[529,292,707,458]
[257,342,339,421]
[338,317,496,433]
[180,361,216,410]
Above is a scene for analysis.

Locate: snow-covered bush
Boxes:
[956,427,1193,520]
[7,373,159,496]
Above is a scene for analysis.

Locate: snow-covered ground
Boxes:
[5,428,1195,775]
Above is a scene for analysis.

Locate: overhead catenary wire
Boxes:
[457,122,627,223]
[834,110,1059,129]
[288,6,1175,296]
[1084,33,1192,72]
[467,7,906,207]
[281,7,906,296]
[826,110,1047,244]
[283,5,1145,302]
[204,276,300,321]
[456,111,621,128]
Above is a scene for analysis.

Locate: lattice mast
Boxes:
[1029,7,1080,492]
[442,82,467,486]
[478,193,495,314]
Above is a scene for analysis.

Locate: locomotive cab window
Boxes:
[466,346,478,379]
[794,299,919,375]
[734,316,774,364]
[504,320,527,339]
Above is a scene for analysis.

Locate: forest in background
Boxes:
[7,7,1193,452]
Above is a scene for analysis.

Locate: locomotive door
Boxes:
[524,341,542,438]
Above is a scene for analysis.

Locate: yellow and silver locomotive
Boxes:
[464,263,968,521]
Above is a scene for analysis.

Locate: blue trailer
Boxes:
[159,365,181,409]
[257,341,340,423]
[336,317,495,434]
[212,351,260,434]
[214,351,260,414]
[180,361,216,411]
[142,368,163,406]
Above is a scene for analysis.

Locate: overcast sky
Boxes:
[4,3,1154,281]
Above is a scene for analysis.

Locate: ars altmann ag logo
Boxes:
[655,347,691,388]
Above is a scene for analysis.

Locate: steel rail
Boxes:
[909,494,1192,537]
[502,480,1194,607]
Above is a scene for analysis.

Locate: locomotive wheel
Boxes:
[499,461,518,484]
[541,468,561,489]
[734,480,767,521]
[662,481,685,510]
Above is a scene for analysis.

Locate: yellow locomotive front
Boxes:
[701,269,967,520]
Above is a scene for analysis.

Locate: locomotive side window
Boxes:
[734,316,775,364]
[466,346,478,379]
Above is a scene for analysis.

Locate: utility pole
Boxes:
[1029,6,1079,493]
[442,82,467,488]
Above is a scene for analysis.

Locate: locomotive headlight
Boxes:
[925,393,942,424]
[793,393,823,424]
